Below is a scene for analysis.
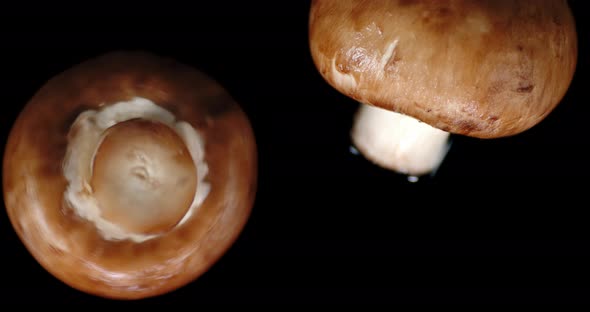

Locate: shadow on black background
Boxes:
[1,0,589,304]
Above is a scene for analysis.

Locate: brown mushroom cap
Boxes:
[309,0,578,138]
[2,51,257,299]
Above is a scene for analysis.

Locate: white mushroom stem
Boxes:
[63,97,211,243]
[351,103,451,178]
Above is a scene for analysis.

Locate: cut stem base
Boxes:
[351,103,451,177]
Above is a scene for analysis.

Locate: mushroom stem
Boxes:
[351,103,451,178]
[63,97,211,242]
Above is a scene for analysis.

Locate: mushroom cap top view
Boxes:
[2,51,258,300]
[309,0,578,176]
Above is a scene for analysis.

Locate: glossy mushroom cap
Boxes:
[309,0,578,138]
[2,51,257,299]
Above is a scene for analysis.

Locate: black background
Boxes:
[1,0,589,304]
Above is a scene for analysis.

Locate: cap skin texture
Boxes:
[2,51,258,300]
[309,0,578,176]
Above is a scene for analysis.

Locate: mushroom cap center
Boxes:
[90,118,198,235]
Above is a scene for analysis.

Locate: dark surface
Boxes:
[1,0,589,304]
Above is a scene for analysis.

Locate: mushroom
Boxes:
[2,51,257,299]
[309,0,578,178]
